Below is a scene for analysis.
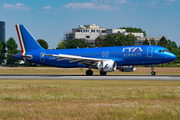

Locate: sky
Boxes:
[0,0,180,49]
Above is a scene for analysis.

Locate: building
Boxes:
[64,24,160,46]
[0,21,5,42]
[135,37,161,45]
[65,24,107,46]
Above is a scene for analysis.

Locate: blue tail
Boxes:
[15,24,45,54]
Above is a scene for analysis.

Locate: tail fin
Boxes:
[15,24,44,55]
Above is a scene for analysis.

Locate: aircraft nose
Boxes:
[168,52,176,62]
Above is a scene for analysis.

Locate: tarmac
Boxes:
[0,75,180,81]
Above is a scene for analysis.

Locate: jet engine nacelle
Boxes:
[119,66,136,72]
[97,60,117,72]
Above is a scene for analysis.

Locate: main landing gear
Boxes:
[100,71,107,76]
[86,67,107,76]
[86,70,93,76]
[151,65,156,76]
[86,66,93,76]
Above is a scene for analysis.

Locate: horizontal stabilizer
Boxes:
[7,53,32,59]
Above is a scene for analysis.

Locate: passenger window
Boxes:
[144,51,145,53]
[162,50,165,52]
[159,50,161,52]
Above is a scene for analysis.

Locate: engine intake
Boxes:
[97,60,117,72]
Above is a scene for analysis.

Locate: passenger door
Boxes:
[147,47,153,57]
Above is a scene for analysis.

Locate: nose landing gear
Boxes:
[151,65,156,76]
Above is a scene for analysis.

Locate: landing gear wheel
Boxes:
[100,72,107,76]
[86,70,93,76]
[151,71,156,76]
[150,65,156,76]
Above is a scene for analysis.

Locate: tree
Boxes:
[125,34,137,46]
[56,41,67,49]
[6,37,19,64]
[95,37,103,47]
[6,37,18,51]
[167,39,178,48]
[171,41,177,48]
[37,39,49,49]
[150,38,156,45]
[120,27,146,37]
[66,39,91,49]
[0,41,6,53]
[158,36,168,48]
[143,38,149,45]
[0,41,6,64]
[115,34,126,46]
[102,35,115,47]
[167,39,178,55]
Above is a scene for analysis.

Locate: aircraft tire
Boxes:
[100,71,107,76]
[86,70,93,76]
[151,71,156,76]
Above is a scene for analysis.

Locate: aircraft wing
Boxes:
[42,53,110,65]
[7,53,32,59]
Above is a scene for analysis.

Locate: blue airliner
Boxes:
[12,24,176,76]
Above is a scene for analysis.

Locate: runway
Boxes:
[0,75,180,81]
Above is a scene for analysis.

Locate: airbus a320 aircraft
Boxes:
[11,24,176,76]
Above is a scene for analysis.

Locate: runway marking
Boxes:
[0,75,180,81]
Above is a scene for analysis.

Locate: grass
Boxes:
[0,80,180,119]
[0,67,180,75]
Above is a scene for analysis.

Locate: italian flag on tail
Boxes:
[15,24,27,60]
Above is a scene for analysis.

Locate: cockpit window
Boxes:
[159,49,169,53]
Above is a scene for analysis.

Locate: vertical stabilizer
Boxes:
[15,24,44,55]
